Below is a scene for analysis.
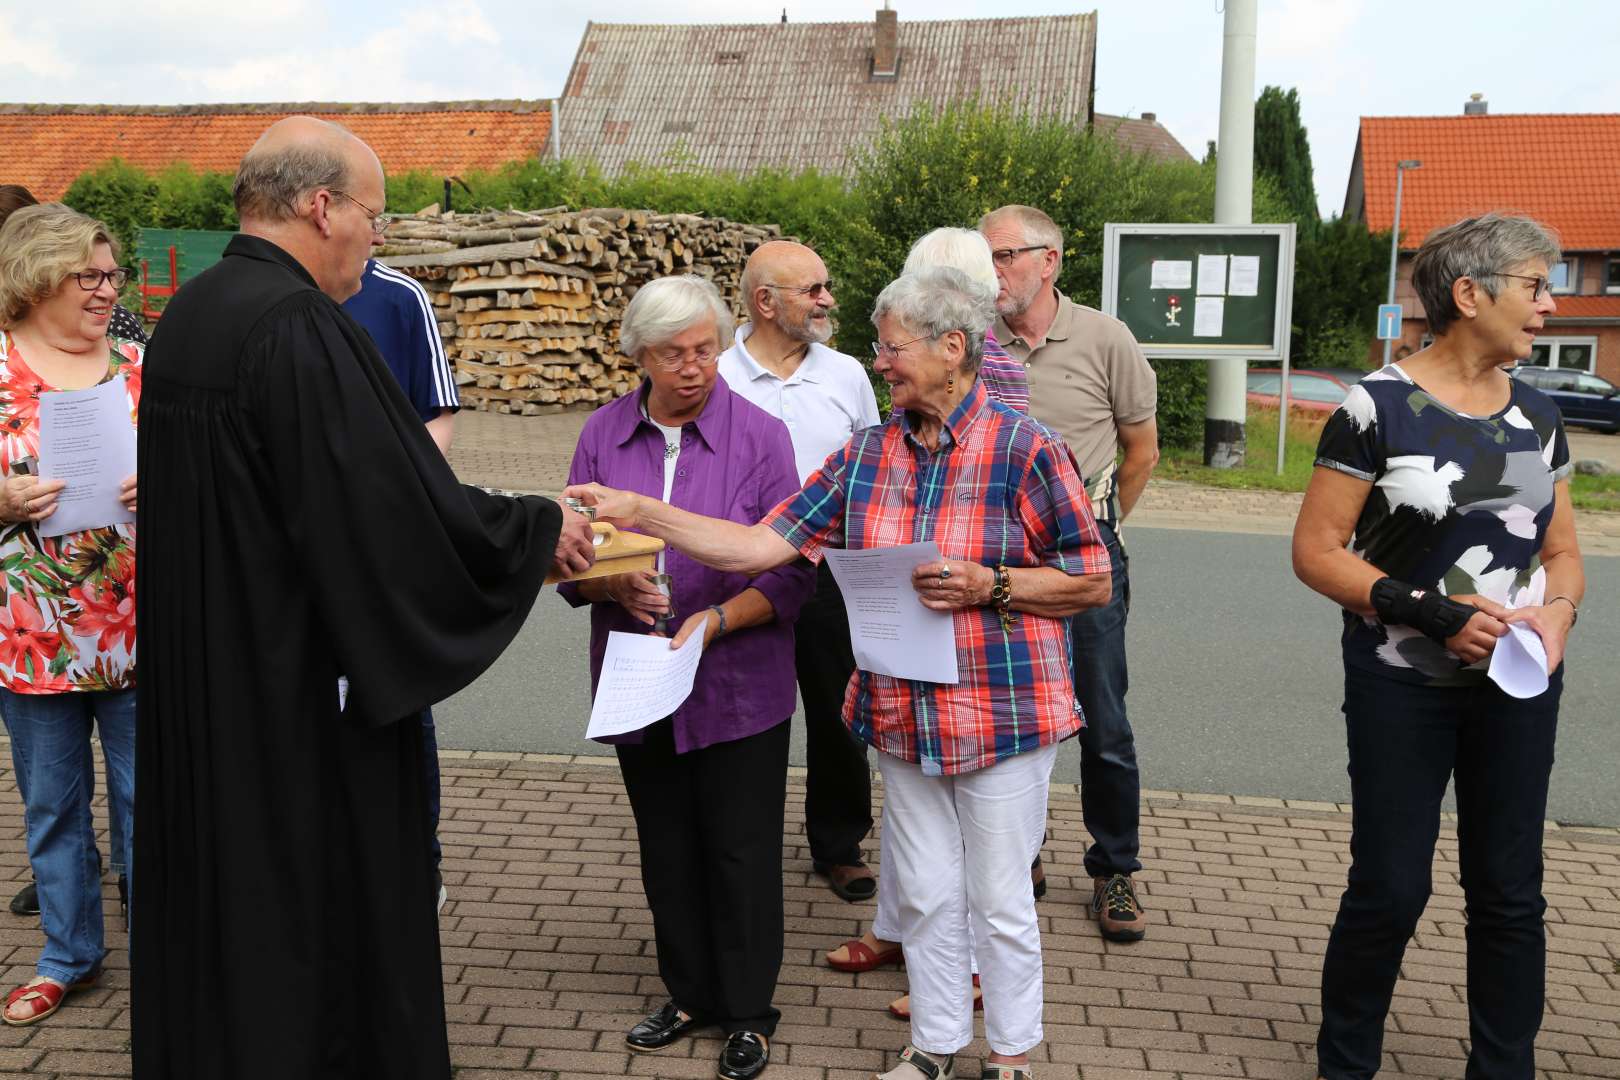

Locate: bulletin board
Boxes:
[1100,223,1296,362]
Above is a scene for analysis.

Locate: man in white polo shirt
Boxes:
[718,240,881,901]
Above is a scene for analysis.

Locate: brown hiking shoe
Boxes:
[1091,874,1147,942]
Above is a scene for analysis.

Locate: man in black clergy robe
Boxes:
[131,117,597,1079]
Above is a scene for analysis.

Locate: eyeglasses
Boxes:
[989,245,1048,268]
[649,346,720,372]
[73,267,132,291]
[870,335,930,361]
[764,279,835,298]
[1494,271,1551,301]
[329,189,392,235]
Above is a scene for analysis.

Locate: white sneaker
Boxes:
[877,1046,954,1080]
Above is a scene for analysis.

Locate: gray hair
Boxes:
[978,204,1065,274]
[871,267,996,374]
[620,274,736,359]
[233,143,352,223]
[1412,212,1562,335]
[904,228,1000,296]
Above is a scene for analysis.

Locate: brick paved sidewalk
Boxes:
[447,410,1620,556]
[5,754,1618,1078]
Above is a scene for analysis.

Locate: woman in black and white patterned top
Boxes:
[1293,212,1584,1080]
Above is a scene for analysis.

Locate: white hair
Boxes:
[620,274,736,359]
[872,268,995,374]
[904,227,1000,296]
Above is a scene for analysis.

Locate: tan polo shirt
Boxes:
[994,290,1157,520]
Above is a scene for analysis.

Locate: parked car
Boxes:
[1509,366,1620,433]
[1246,368,1353,413]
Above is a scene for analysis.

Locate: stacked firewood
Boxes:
[377,209,782,414]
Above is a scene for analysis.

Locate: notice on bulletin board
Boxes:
[1193,297,1226,337]
[1228,255,1261,297]
[1150,260,1192,289]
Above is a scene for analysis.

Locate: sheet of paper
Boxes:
[1488,622,1549,699]
[1228,255,1261,297]
[1149,260,1192,289]
[1193,296,1226,337]
[1197,254,1228,295]
[823,542,959,684]
[37,375,137,539]
[586,627,706,738]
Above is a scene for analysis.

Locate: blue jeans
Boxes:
[0,687,136,983]
[1317,666,1560,1080]
[1070,520,1140,879]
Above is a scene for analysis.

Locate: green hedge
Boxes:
[62,102,1349,449]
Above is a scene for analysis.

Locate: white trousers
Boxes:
[875,744,1056,1056]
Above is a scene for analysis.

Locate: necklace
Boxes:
[664,439,679,461]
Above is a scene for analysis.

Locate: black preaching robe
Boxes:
[132,235,562,1079]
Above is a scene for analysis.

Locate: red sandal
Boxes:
[825,936,904,973]
[3,970,98,1027]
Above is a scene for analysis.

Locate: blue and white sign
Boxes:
[1377,304,1403,341]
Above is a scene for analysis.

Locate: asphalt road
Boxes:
[435,528,1620,828]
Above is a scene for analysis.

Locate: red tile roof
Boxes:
[0,102,552,202]
[1548,295,1620,320]
[1355,113,1620,250]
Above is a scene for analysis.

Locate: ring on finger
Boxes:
[939,565,951,581]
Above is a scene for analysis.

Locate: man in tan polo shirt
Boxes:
[980,204,1160,943]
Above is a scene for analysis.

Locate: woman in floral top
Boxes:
[0,204,139,1027]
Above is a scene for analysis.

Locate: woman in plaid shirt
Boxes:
[569,268,1112,1080]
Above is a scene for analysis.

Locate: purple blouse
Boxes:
[977,326,1029,413]
[560,376,814,753]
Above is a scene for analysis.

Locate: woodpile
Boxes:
[377,209,783,415]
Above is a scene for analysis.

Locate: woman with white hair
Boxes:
[559,274,813,1080]
[568,268,1113,1080]
[903,227,1028,413]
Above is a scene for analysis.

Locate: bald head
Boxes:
[233,116,380,225]
[740,241,822,319]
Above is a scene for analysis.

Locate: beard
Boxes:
[784,307,835,345]
[997,285,1035,319]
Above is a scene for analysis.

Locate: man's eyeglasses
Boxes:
[989,245,1048,268]
[73,268,132,291]
[330,189,392,235]
[649,347,719,372]
[1494,272,1551,301]
[764,279,835,299]
[870,335,929,361]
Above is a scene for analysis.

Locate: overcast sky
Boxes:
[3,1,1615,216]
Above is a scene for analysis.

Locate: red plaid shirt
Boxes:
[765,379,1109,775]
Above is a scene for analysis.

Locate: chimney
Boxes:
[873,7,899,78]
[1141,111,1157,123]
[1464,92,1488,116]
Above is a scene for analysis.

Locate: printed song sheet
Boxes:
[823,542,960,684]
[586,627,706,738]
[1488,622,1549,699]
[1149,260,1192,289]
[1193,297,1226,337]
[1228,255,1261,297]
[37,375,137,539]
[1197,253,1228,296]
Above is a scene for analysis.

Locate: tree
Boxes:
[1291,215,1391,368]
[1253,86,1317,229]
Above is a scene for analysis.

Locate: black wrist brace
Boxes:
[1370,577,1477,644]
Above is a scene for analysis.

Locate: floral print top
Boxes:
[0,330,140,694]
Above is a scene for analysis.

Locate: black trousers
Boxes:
[1317,665,1561,1080]
[617,718,789,1036]
[795,561,873,867]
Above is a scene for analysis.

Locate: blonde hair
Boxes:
[978,204,1064,274]
[0,204,120,327]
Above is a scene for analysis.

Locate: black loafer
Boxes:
[8,882,38,917]
[717,1030,769,1080]
[626,1001,705,1051]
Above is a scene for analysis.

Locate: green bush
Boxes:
[62,160,238,264]
[1150,359,1209,451]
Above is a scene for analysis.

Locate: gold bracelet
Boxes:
[991,564,1016,629]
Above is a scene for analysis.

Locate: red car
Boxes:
[1246,368,1356,413]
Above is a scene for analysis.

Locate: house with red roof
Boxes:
[0,100,552,203]
[1344,97,1620,383]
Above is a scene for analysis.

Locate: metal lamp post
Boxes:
[1381,159,1422,367]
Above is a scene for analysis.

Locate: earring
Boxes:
[947,372,955,392]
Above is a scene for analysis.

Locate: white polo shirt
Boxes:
[717,324,882,484]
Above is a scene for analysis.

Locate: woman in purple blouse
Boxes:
[559,275,813,1080]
